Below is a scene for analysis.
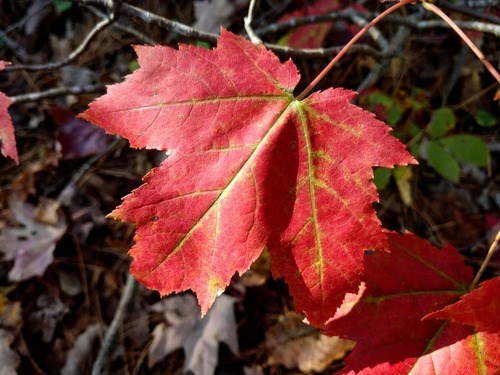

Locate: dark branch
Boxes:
[5,8,117,72]
[10,84,105,104]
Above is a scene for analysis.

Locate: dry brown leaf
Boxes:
[0,293,22,330]
[26,295,68,343]
[0,328,20,374]
[266,312,354,372]
[148,294,239,374]
[0,199,66,281]
[61,323,102,375]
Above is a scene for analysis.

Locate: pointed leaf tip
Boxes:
[424,277,500,333]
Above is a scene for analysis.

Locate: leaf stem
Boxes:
[422,0,500,84]
[296,0,414,101]
[470,229,500,290]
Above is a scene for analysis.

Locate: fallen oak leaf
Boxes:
[266,312,354,372]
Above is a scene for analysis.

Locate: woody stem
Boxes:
[297,0,414,101]
[470,229,500,290]
[422,0,500,84]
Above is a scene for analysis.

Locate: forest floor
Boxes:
[0,1,498,374]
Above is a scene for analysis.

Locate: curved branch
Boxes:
[122,3,219,44]
[91,273,138,375]
[5,12,117,72]
[441,0,500,24]
[244,0,263,44]
[9,84,105,104]
[423,1,500,84]
[121,3,386,60]
[256,10,500,38]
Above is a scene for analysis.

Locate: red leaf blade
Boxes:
[270,89,414,325]
[424,276,500,333]
[325,232,500,374]
[0,61,19,164]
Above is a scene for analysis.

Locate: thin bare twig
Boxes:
[441,0,500,24]
[88,6,156,45]
[256,11,500,38]
[357,25,411,93]
[470,229,500,290]
[91,273,139,375]
[245,0,263,44]
[121,3,386,60]
[5,11,117,72]
[297,0,415,100]
[442,44,469,106]
[0,30,29,62]
[356,11,424,93]
[9,84,105,104]
[122,3,219,44]
[344,8,389,51]
[416,19,500,37]
[57,137,124,206]
[269,43,387,60]
[422,1,500,84]
[256,10,353,37]
[0,0,52,36]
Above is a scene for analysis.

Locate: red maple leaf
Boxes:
[425,276,500,333]
[82,30,415,326]
[0,61,18,164]
[325,231,500,374]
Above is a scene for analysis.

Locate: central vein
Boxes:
[295,101,325,298]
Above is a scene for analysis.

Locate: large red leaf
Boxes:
[425,276,500,333]
[0,61,18,164]
[82,30,414,326]
[325,232,500,374]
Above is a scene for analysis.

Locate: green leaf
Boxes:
[193,41,212,49]
[386,104,402,127]
[54,0,72,14]
[128,59,140,72]
[408,140,421,158]
[427,107,455,138]
[474,109,497,127]
[393,166,413,206]
[373,167,392,190]
[368,91,393,107]
[367,91,401,127]
[408,88,428,111]
[439,135,489,167]
[427,141,460,182]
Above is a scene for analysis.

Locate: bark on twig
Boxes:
[10,84,105,104]
[244,0,263,44]
[91,273,138,375]
[5,13,117,72]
